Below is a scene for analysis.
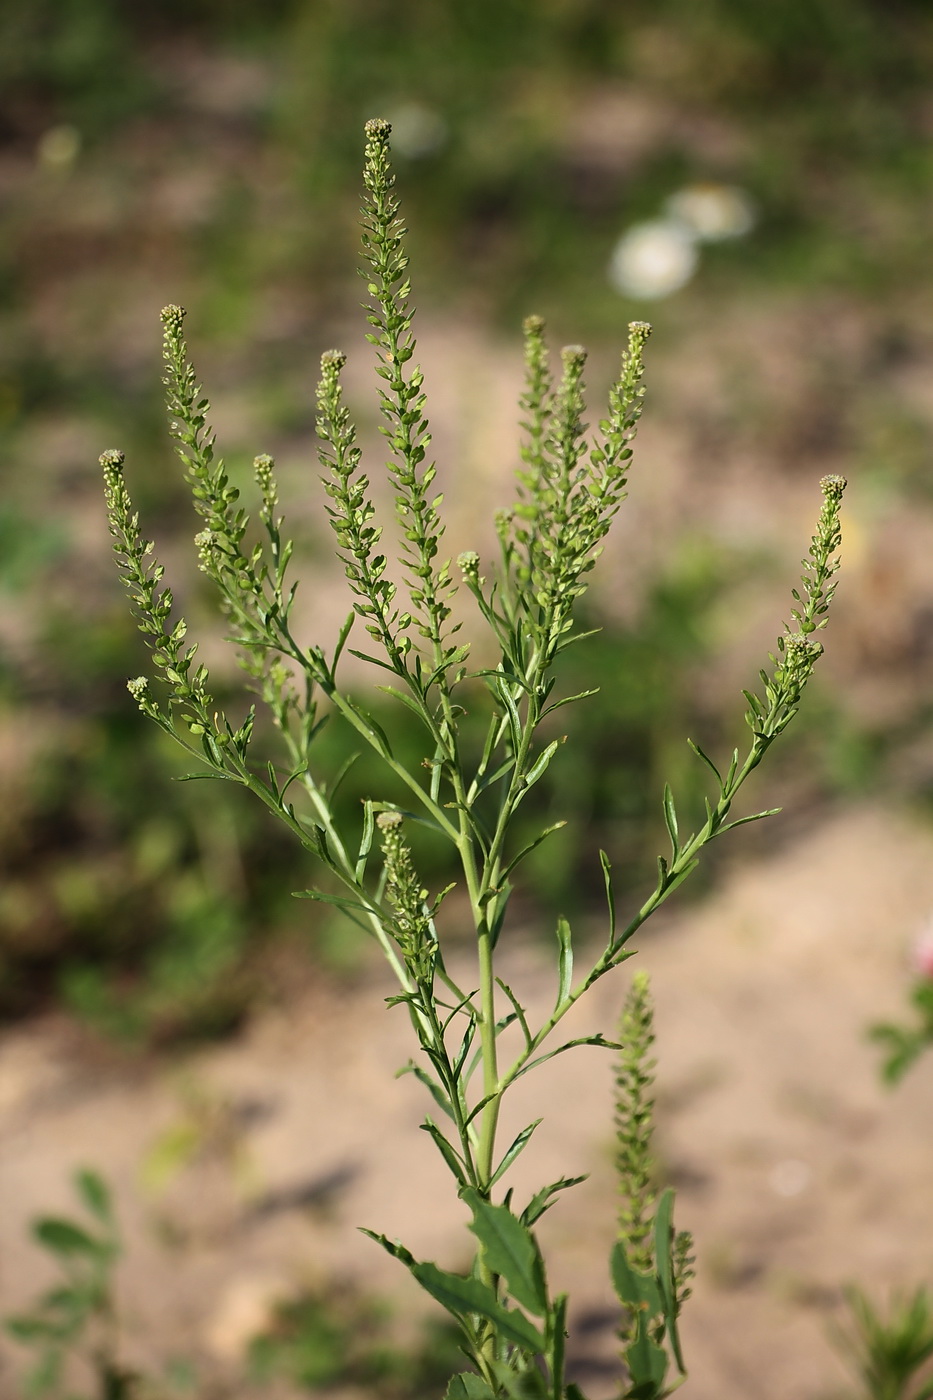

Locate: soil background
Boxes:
[3,13,933,1399]
[2,801,933,1399]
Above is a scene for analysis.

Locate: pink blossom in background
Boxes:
[912,925,933,979]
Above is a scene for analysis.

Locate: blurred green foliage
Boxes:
[248,1284,464,1395]
[5,0,933,320]
[834,1285,933,1400]
[2,0,932,1042]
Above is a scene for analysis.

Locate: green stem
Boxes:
[496,734,772,1101]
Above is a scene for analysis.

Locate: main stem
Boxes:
[476,922,500,1192]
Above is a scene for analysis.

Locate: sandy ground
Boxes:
[1,799,932,1400]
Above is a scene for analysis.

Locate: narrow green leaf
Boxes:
[355,799,375,882]
[74,1170,112,1226]
[489,1119,543,1188]
[326,749,360,802]
[333,609,355,667]
[514,1033,618,1081]
[624,1323,669,1397]
[488,880,513,949]
[600,850,616,944]
[348,648,400,674]
[414,1262,545,1352]
[376,683,437,728]
[520,1175,588,1228]
[26,1346,64,1396]
[490,1359,550,1398]
[451,1015,479,1079]
[540,687,599,719]
[555,917,573,1009]
[499,822,566,884]
[492,674,523,753]
[421,1119,469,1185]
[33,1219,104,1259]
[292,889,371,918]
[742,689,763,718]
[653,1188,686,1373]
[343,695,393,757]
[464,1092,497,1127]
[725,748,739,788]
[361,1228,416,1270]
[463,1190,549,1318]
[523,738,560,790]
[550,1292,568,1398]
[5,1316,69,1342]
[495,979,532,1051]
[714,807,781,836]
[658,859,699,902]
[445,1375,497,1400]
[555,626,602,652]
[476,755,518,795]
[610,1242,662,1316]
[662,783,679,858]
[397,1062,456,1122]
[686,737,721,785]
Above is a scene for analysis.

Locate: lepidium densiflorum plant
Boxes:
[101,118,846,1400]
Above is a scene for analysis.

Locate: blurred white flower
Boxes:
[36,124,82,173]
[664,183,756,242]
[768,1158,810,1198]
[608,218,698,300]
[382,102,448,160]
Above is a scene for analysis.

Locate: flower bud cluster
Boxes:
[377,811,435,983]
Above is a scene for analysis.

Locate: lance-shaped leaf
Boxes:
[549,1292,569,1398]
[34,1219,107,1261]
[396,1061,455,1121]
[520,1174,588,1228]
[653,1188,686,1374]
[490,1359,550,1399]
[362,1231,545,1352]
[555,916,573,1009]
[714,807,781,837]
[446,1375,497,1400]
[686,736,722,788]
[522,738,561,791]
[74,1170,113,1227]
[513,1032,618,1081]
[421,1118,470,1186]
[499,822,567,884]
[624,1323,669,1400]
[610,1242,662,1318]
[489,1119,542,1188]
[600,850,616,945]
[662,783,679,859]
[463,1190,549,1318]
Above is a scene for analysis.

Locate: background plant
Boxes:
[4,1170,138,1400]
[833,1287,933,1400]
[96,119,845,1399]
[5,0,932,1049]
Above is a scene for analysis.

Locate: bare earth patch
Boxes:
[1,800,931,1398]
